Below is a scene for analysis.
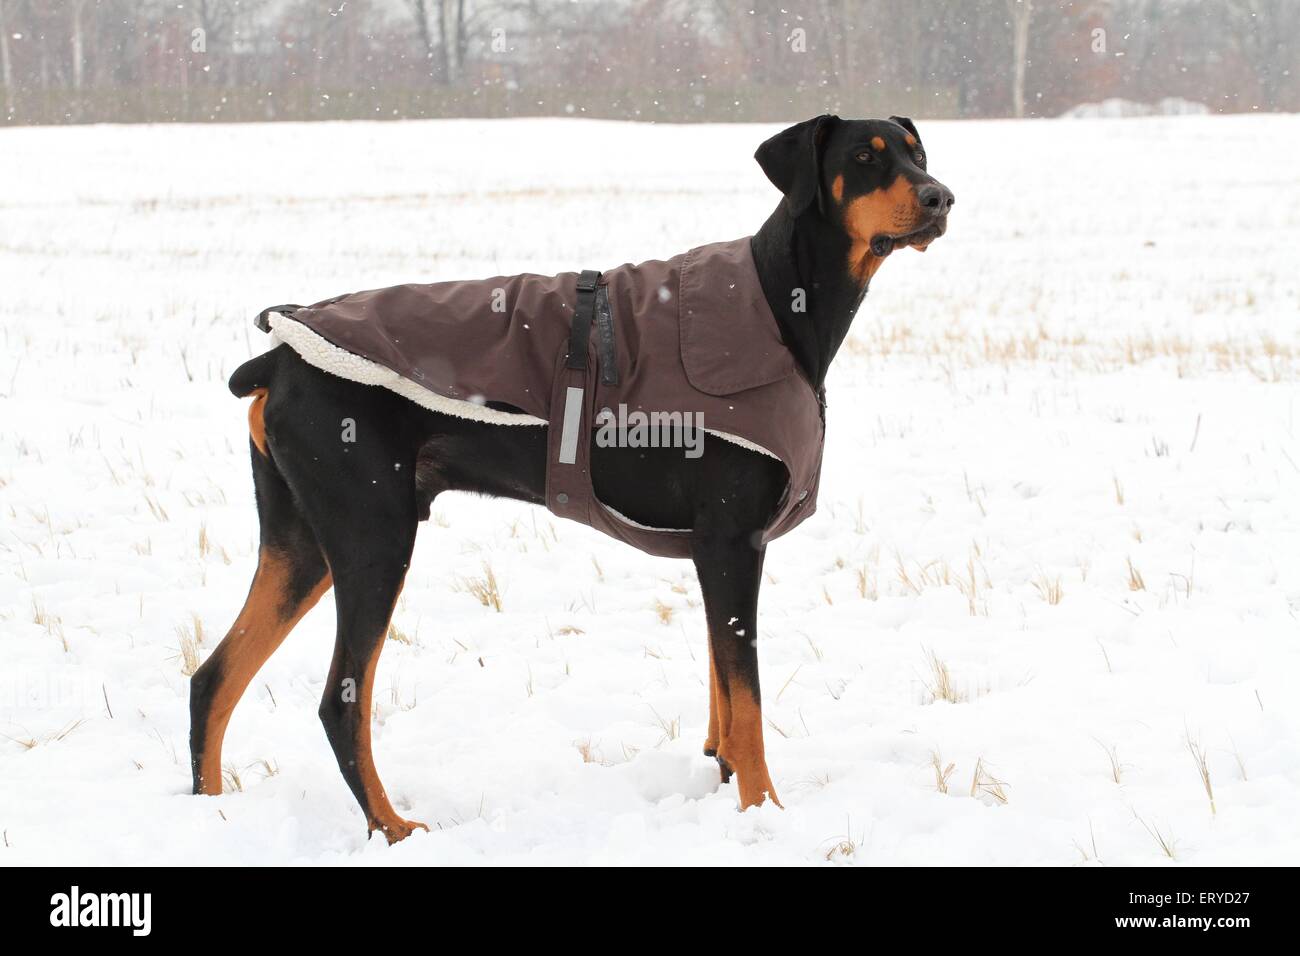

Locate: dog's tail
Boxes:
[229,348,280,398]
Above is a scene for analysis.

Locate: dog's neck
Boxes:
[751,202,868,392]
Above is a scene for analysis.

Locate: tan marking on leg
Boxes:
[194,550,330,794]
[704,646,720,755]
[715,682,781,810]
[247,388,269,457]
[334,584,428,844]
[356,645,428,843]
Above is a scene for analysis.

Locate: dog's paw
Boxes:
[714,753,734,784]
[370,816,430,845]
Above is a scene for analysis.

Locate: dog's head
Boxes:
[755,114,954,284]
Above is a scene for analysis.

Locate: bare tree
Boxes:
[1224,0,1300,109]
[0,0,12,118]
[1008,0,1033,117]
[68,0,92,91]
[434,0,449,81]
[454,0,468,78]
[406,0,450,83]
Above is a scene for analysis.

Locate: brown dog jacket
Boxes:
[260,237,824,559]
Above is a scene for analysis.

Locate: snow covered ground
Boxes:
[1,114,1297,866]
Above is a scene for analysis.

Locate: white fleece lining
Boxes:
[269,312,548,425]
[601,503,691,534]
[703,428,778,459]
[268,312,781,460]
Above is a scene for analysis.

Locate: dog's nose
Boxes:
[917,183,955,214]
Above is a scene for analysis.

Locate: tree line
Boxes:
[1,0,1295,126]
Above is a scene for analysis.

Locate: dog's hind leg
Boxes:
[317,550,424,843]
[692,533,781,810]
[266,398,428,843]
[311,505,426,841]
[189,403,331,795]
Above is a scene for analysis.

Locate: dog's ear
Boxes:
[889,115,921,142]
[754,114,840,217]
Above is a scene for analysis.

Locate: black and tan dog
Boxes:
[190,114,954,842]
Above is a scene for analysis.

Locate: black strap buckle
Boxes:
[565,271,602,372]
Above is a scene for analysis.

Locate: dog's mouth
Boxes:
[869,220,947,258]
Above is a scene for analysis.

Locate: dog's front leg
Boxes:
[692,533,781,810]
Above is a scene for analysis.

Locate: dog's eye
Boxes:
[914,150,926,166]
[854,150,877,164]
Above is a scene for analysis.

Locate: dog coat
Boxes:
[261,237,824,559]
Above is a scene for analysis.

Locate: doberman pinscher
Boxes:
[189,114,954,842]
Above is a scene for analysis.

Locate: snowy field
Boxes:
[1,114,1298,866]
